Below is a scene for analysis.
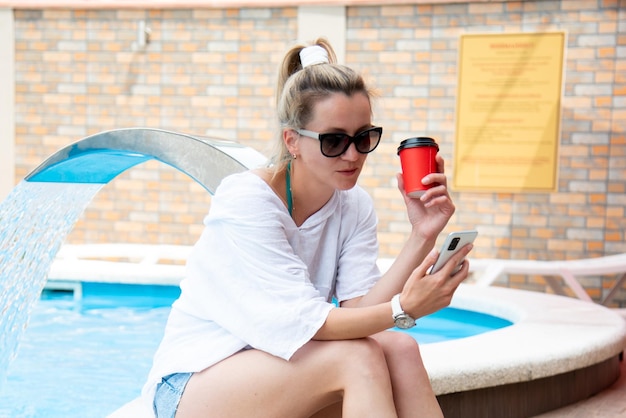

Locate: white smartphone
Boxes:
[428,230,478,274]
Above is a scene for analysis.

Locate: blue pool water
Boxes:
[0,283,512,417]
[395,305,512,344]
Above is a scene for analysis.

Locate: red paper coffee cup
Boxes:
[397,137,439,198]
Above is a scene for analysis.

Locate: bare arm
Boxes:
[345,228,436,308]
[313,243,472,340]
[348,155,457,309]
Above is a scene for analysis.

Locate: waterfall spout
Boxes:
[1,128,266,390]
[25,127,267,193]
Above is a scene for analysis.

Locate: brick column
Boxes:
[0,8,15,200]
[297,6,345,63]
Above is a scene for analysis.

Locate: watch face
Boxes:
[394,314,415,329]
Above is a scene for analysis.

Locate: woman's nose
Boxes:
[341,142,360,160]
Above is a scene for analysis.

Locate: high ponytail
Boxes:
[275,38,338,107]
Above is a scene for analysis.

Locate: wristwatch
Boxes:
[391,294,415,329]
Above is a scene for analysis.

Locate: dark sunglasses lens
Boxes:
[321,134,350,157]
[354,130,378,153]
[354,131,376,154]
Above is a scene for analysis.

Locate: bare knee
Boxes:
[333,338,390,384]
[382,332,421,360]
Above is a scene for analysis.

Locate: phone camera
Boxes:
[447,237,460,251]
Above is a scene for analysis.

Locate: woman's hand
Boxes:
[397,154,455,241]
[398,242,472,320]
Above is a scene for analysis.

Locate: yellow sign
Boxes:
[453,32,565,192]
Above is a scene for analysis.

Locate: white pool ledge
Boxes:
[107,284,626,417]
[426,284,626,395]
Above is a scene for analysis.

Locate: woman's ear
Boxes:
[283,129,299,156]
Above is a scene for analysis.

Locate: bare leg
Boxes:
[371,331,443,418]
[310,332,443,418]
[176,338,398,418]
[309,401,342,418]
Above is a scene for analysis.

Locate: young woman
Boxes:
[143,38,472,418]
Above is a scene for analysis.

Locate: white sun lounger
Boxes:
[48,244,192,288]
[469,254,626,306]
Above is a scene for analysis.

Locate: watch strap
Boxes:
[391,293,404,318]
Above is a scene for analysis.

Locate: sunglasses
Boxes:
[295,126,383,158]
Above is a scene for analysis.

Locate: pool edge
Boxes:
[425,284,626,395]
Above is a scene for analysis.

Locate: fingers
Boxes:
[437,243,473,281]
[422,171,447,188]
[401,244,473,319]
[419,169,449,199]
[396,155,448,199]
[420,155,447,187]
[436,154,445,174]
[396,170,450,209]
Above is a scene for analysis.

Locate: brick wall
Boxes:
[343,1,626,306]
[11,1,626,306]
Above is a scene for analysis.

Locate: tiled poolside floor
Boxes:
[533,309,626,418]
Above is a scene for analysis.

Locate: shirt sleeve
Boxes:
[176,173,334,361]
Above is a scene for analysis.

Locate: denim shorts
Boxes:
[153,372,193,418]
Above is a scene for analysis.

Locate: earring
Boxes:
[292,154,297,159]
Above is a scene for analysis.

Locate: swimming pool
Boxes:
[0,285,174,418]
[0,283,511,417]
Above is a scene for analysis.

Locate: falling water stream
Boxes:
[0,128,266,396]
[0,181,103,387]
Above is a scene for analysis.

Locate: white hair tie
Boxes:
[299,45,329,68]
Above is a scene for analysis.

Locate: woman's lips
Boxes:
[338,168,358,176]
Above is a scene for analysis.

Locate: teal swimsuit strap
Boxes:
[286,160,293,216]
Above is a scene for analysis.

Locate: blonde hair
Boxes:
[268,38,374,171]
